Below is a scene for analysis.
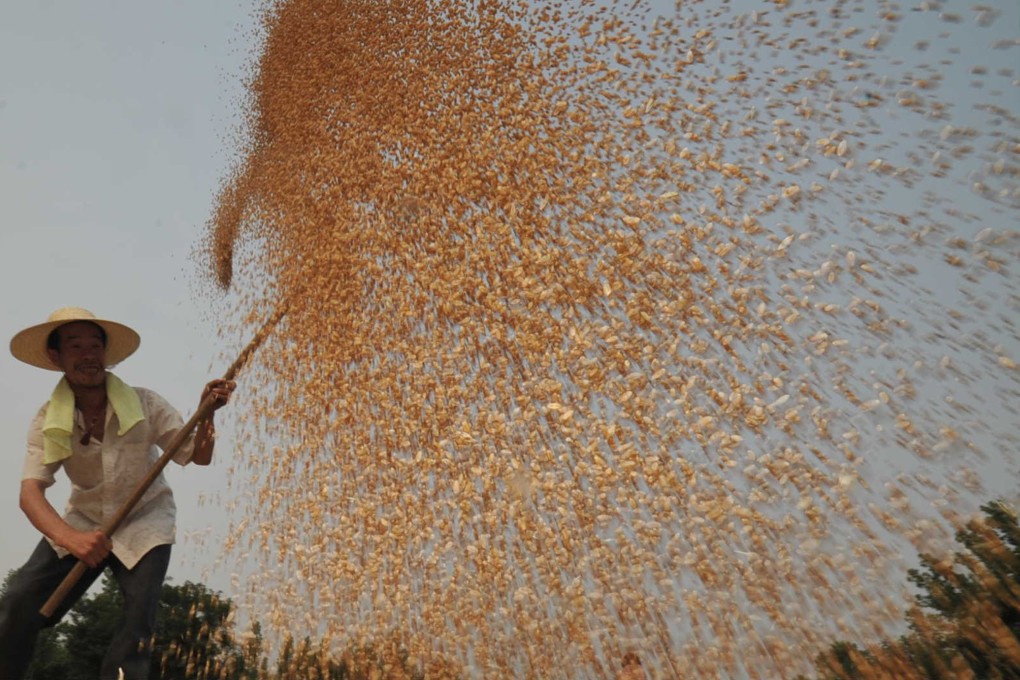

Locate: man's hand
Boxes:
[192,378,236,466]
[59,529,112,568]
[20,479,111,567]
[201,378,236,411]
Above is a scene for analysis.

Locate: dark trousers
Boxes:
[0,539,171,680]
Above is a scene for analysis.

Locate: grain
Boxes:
[198,0,1020,677]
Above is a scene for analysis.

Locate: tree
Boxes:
[0,570,71,679]
[233,621,270,680]
[906,500,1020,678]
[10,573,244,680]
[909,501,1019,626]
[807,499,1020,680]
[58,576,125,679]
[153,580,240,678]
[4,569,444,679]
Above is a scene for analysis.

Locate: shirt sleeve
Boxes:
[22,404,60,487]
[139,388,197,466]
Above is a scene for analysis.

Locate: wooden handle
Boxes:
[40,308,285,618]
[40,561,89,619]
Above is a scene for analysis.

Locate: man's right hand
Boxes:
[60,529,112,568]
[20,479,113,568]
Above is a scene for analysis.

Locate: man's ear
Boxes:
[46,348,61,368]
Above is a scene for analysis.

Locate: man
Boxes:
[0,307,235,679]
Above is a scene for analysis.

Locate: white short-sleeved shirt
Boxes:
[21,386,195,569]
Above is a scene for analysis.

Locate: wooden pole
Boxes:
[40,307,285,618]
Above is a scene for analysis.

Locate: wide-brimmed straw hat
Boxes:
[10,307,141,371]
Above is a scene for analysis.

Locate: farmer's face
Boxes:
[47,322,108,388]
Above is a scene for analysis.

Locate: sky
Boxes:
[0,1,262,593]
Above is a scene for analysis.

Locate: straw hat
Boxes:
[10,307,141,371]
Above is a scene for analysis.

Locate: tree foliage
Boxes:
[6,571,433,679]
[806,500,1020,680]
[153,580,237,678]
[16,577,244,680]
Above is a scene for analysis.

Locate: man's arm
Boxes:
[192,415,216,466]
[19,479,111,568]
[190,379,236,466]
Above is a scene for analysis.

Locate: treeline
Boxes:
[801,500,1020,680]
[4,574,432,680]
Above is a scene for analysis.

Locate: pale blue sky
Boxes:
[0,1,261,590]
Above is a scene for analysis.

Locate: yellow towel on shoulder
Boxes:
[42,372,144,464]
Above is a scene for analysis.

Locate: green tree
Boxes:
[0,570,71,679]
[25,627,73,680]
[909,501,1019,624]
[5,568,442,679]
[907,500,1020,677]
[58,576,124,678]
[812,640,868,679]
[233,621,269,680]
[806,499,1020,680]
[274,634,350,680]
[10,573,245,680]
[153,580,240,678]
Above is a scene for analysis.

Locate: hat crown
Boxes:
[47,307,99,324]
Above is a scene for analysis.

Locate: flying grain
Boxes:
[195,0,1020,677]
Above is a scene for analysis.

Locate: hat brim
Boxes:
[10,317,140,371]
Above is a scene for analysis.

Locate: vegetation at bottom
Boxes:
[6,498,1016,679]
[799,500,1020,680]
[2,574,435,680]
